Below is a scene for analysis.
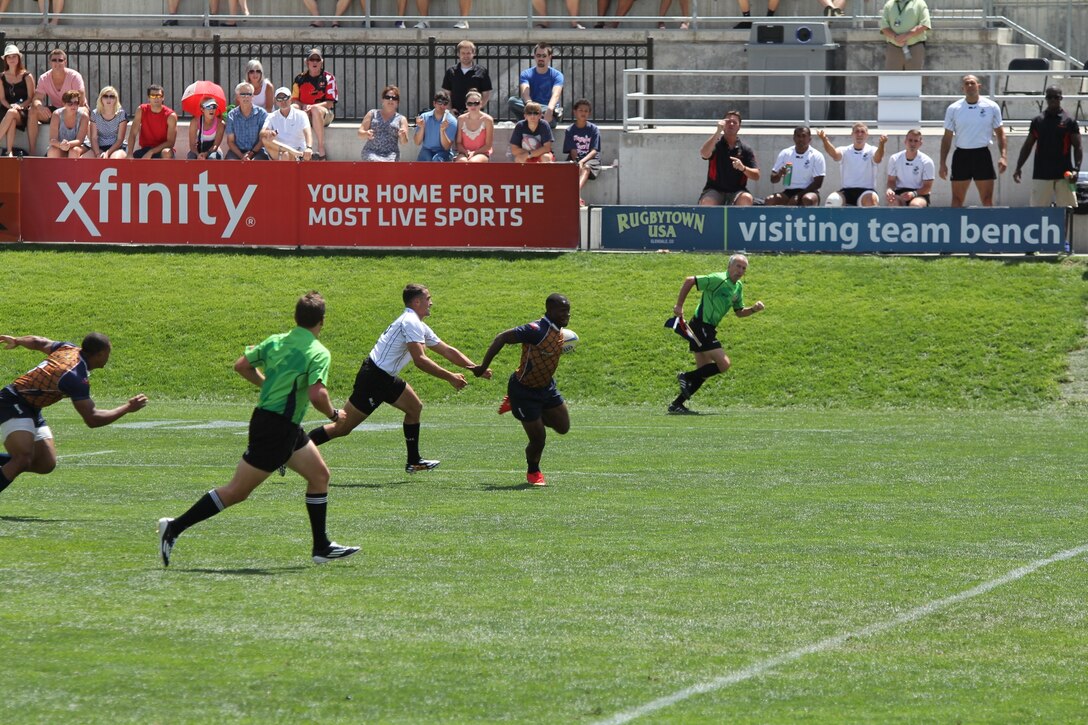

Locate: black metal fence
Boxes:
[0,33,653,124]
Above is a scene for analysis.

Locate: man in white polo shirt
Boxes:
[260,86,312,160]
[765,126,826,207]
[306,284,491,474]
[939,74,1007,207]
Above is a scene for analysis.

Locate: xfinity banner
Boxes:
[600,207,1068,254]
[17,159,580,248]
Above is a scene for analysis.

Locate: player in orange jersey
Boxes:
[476,294,571,487]
[0,333,147,494]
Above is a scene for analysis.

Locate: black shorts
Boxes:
[687,317,723,353]
[894,188,931,205]
[0,390,46,428]
[699,188,749,206]
[840,187,874,206]
[348,357,407,415]
[781,188,818,205]
[241,407,309,473]
[507,374,564,422]
[951,147,996,182]
[132,146,173,159]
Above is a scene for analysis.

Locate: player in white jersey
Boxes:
[939,74,1007,207]
[816,123,887,206]
[886,129,936,207]
[765,126,826,207]
[307,283,491,474]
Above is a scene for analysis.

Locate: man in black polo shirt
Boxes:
[697,110,760,206]
[441,40,492,116]
[1013,85,1083,208]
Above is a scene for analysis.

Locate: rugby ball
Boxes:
[561,328,579,354]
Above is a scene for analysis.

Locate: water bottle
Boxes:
[783,162,793,187]
[1065,170,1077,193]
[902,43,912,61]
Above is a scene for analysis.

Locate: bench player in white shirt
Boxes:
[307,284,491,474]
[816,123,887,206]
[765,126,826,207]
[886,128,936,207]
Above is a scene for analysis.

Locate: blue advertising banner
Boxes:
[599,206,726,251]
[600,207,1068,254]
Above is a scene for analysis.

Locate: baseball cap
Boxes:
[307,48,323,61]
[3,44,22,58]
[274,86,291,99]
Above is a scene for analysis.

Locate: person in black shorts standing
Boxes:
[939,74,1007,207]
[157,292,358,567]
[475,294,571,487]
[308,283,490,474]
[668,254,765,415]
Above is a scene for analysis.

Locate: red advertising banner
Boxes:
[0,157,19,243]
[16,159,580,249]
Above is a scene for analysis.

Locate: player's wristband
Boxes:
[329,408,340,421]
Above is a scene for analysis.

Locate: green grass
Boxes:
[1,250,1087,721]
[1,402,1087,722]
[0,249,1084,408]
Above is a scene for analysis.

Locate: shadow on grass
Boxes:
[181,566,310,576]
[0,515,77,522]
[483,483,540,491]
[330,480,411,489]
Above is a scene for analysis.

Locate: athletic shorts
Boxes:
[951,147,996,182]
[507,374,564,422]
[698,188,749,206]
[348,357,407,415]
[576,156,601,180]
[840,187,874,206]
[894,187,931,206]
[781,188,818,205]
[241,407,309,473]
[687,317,723,353]
[0,391,52,442]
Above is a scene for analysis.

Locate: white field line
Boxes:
[56,449,116,460]
[596,541,1088,725]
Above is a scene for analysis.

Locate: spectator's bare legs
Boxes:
[335,0,366,20]
[596,0,635,27]
[397,0,430,26]
[0,106,21,154]
[818,0,845,14]
[533,0,584,28]
[38,0,63,25]
[0,1,11,13]
[302,0,322,24]
[658,0,691,29]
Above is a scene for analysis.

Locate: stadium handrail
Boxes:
[622,67,1088,130]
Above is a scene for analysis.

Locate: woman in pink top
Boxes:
[455,89,493,163]
[187,96,225,159]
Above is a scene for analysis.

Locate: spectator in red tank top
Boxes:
[126,83,177,159]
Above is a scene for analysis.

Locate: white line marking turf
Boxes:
[56,450,116,460]
[596,542,1088,724]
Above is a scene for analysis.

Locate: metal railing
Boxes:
[0,33,652,125]
[622,67,1088,130]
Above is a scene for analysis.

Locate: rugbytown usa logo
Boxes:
[56,168,258,239]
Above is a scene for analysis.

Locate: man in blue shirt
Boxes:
[414,90,458,162]
[508,42,564,126]
[225,82,271,160]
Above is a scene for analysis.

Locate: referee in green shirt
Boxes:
[670,254,765,414]
[158,292,358,567]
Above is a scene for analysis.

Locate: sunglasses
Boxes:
[64,99,80,105]
[102,94,117,100]
[275,96,290,101]
[466,101,481,107]
[148,93,164,99]
[433,99,449,105]
[525,110,541,115]
[50,57,66,63]
[383,95,399,101]
[238,92,253,97]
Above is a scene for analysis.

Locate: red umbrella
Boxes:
[180,80,227,117]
